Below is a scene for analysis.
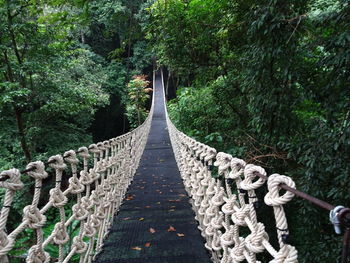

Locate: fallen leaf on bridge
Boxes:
[139,217,145,221]
[149,228,156,233]
[177,233,185,237]
[131,246,142,251]
[145,242,151,247]
[122,217,131,221]
[125,195,134,201]
[167,226,176,232]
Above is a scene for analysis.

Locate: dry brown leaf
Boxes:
[168,209,175,212]
[167,226,176,232]
[125,195,134,201]
[177,233,185,237]
[131,246,142,251]
[139,217,145,221]
[145,242,151,247]
[149,228,156,234]
[145,206,151,208]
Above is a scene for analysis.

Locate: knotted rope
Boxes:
[166,110,298,263]
[0,107,152,263]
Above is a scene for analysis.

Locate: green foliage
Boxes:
[125,75,151,128]
[149,0,350,262]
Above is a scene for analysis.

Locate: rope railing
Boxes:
[162,77,349,262]
[0,100,153,262]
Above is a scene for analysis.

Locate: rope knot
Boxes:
[48,155,66,171]
[270,245,298,263]
[52,222,69,245]
[240,164,266,191]
[204,147,217,162]
[90,214,101,229]
[220,225,235,246]
[27,245,50,263]
[214,152,232,175]
[264,174,295,206]
[206,179,216,195]
[97,142,106,152]
[103,140,111,149]
[83,220,96,238]
[0,169,23,191]
[64,150,79,165]
[96,206,106,219]
[80,170,93,185]
[81,196,94,211]
[26,161,48,180]
[68,176,84,194]
[231,205,250,226]
[90,190,100,206]
[96,160,107,173]
[72,236,87,254]
[89,169,100,182]
[72,203,89,221]
[23,205,46,229]
[102,180,112,192]
[78,146,90,159]
[222,196,238,215]
[211,231,222,251]
[210,212,224,229]
[205,225,215,237]
[229,158,246,179]
[88,144,100,154]
[245,222,268,253]
[49,188,68,208]
[229,237,246,262]
[211,186,225,206]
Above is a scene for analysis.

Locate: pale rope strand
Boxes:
[48,155,68,263]
[0,169,24,263]
[264,174,298,262]
[25,161,50,263]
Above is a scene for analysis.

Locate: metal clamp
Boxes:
[330,205,345,234]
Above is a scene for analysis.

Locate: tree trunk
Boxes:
[14,107,31,162]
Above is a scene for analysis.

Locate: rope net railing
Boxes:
[167,118,297,263]
[163,76,349,262]
[0,104,153,263]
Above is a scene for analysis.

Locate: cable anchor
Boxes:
[330,205,345,234]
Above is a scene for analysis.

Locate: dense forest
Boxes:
[0,0,349,262]
[0,0,154,171]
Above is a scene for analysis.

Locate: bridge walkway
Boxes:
[93,71,211,263]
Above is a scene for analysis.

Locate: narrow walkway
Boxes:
[94,71,211,263]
